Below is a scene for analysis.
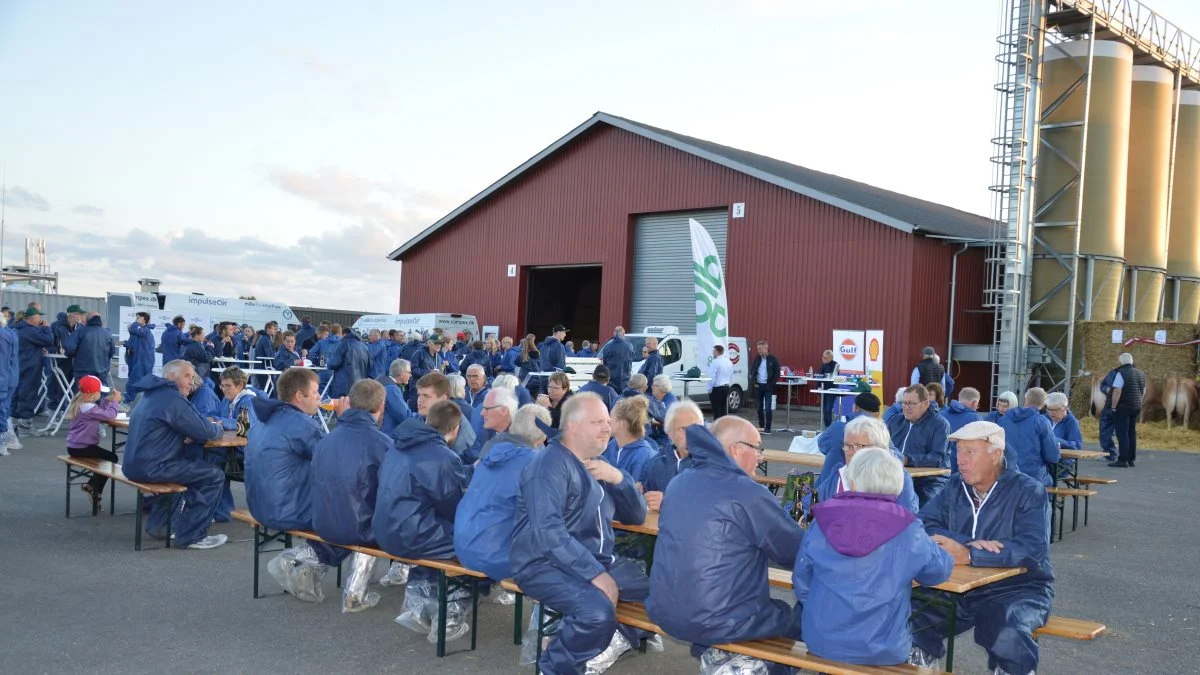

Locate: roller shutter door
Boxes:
[630,210,728,333]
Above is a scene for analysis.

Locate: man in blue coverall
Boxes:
[509,392,649,675]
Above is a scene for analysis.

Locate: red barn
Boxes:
[389,112,994,401]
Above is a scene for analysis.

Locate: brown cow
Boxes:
[1162,375,1199,429]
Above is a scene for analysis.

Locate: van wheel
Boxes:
[727,386,744,412]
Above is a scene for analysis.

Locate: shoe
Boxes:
[6,434,21,450]
[908,645,940,668]
[186,534,228,550]
[762,429,772,435]
[1107,461,1129,468]
[15,419,31,431]
[0,446,8,456]
[1128,461,1135,467]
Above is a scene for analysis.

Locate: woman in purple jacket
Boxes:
[64,375,123,508]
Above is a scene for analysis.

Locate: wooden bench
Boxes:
[57,455,187,551]
[500,578,943,674]
[1047,486,1099,540]
[230,509,486,657]
[1076,476,1117,486]
[1033,616,1107,641]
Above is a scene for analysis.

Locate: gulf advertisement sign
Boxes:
[832,330,865,375]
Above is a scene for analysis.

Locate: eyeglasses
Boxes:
[900,401,923,408]
[842,442,869,452]
[481,405,506,412]
[736,440,764,456]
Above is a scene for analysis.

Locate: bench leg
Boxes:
[470,578,480,652]
[253,525,262,599]
[534,603,545,673]
[109,482,116,516]
[165,495,175,548]
[65,463,72,518]
[1084,496,1090,526]
[1070,495,1080,532]
[513,592,524,645]
[945,595,958,672]
[336,561,343,589]
[135,492,144,552]
[436,571,449,658]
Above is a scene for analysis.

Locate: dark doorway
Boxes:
[525,265,602,347]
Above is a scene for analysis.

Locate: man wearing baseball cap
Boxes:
[12,308,54,432]
[909,421,1054,674]
[539,324,569,374]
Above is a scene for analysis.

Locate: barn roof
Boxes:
[388,112,995,260]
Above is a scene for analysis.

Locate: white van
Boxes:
[351,313,479,340]
[598,326,750,411]
[106,291,297,332]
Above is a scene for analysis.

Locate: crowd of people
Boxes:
[5,300,1152,673]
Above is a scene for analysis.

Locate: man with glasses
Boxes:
[886,384,952,508]
[648,416,803,675]
[817,415,919,514]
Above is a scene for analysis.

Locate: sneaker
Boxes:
[762,429,772,435]
[0,446,8,456]
[1107,461,1129,468]
[186,534,228,550]
[6,434,21,450]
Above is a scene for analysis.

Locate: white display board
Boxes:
[831,329,866,375]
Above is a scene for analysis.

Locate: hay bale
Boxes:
[1070,321,1198,417]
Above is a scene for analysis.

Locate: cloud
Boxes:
[3,186,50,211]
[267,166,449,243]
[11,220,403,313]
[72,204,105,216]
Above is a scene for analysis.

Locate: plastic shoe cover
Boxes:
[992,669,1035,675]
[341,552,382,613]
[425,583,473,644]
[6,429,21,450]
[267,543,327,603]
[584,630,632,675]
[520,603,562,666]
[909,646,940,668]
[379,561,411,587]
[699,647,771,675]
[186,534,228,550]
[491,589,517,605]
[644,633,665,653]
[395,577,437,634]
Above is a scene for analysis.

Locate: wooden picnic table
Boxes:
[767,564,1025,594]
[760,449,951,478]
[613,510,659,536]
[106,418,246,450]
[1055,448,1107,488]
[1061,449,1106,461]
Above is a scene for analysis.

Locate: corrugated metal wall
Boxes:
[288,306,367,330]
[2,291,106,320]
[631,210,727,331]
[396,123,992,397]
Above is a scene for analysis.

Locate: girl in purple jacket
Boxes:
[65,375,123,508]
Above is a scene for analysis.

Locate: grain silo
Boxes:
[1123,65,1173,321]
[1167,90,1200,322]
[1031,40,1133,346]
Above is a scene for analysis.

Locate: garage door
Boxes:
[631,210,728,333]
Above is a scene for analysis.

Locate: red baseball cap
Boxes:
[78,375,110,395]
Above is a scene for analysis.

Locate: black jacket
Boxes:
[1107,364,1146,412]
[915,357,945,387]
[751,353,781,389]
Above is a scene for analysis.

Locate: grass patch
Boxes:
[1078,415,1200,453]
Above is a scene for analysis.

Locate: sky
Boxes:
[3,0,1199,313]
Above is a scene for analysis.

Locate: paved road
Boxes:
[1,419,1196,674]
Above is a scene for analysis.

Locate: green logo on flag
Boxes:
[694,255,728,338]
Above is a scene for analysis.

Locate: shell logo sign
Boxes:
[839,338,858,362]
[728,342,741,365]
[868,338,880,362]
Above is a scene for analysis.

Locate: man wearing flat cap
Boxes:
[909,421,1054,675]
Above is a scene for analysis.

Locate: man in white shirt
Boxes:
[706,345,734,419]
